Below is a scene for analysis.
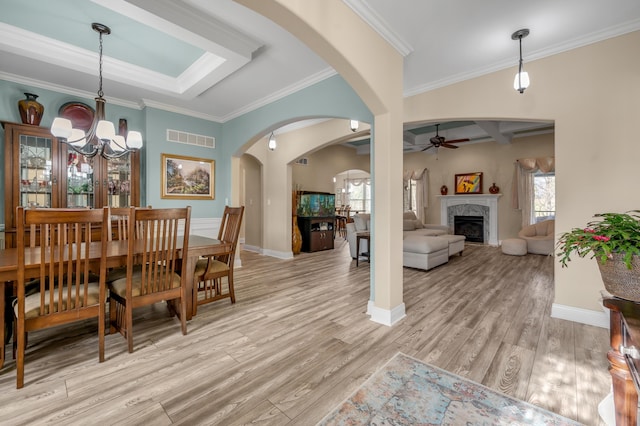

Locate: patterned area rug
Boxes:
[318,352,580,426]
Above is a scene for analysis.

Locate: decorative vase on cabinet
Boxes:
[18,93,44,126]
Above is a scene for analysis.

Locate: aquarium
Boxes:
[297,193,335,217]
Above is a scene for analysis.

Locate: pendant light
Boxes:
[511,28,530,94]
[268,132,277,151]
[350,120,359,132]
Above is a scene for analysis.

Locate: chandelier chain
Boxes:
[98,30,104,98]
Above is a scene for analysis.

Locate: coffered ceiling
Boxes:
[1,0,639,133]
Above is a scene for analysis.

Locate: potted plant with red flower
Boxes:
[556,211,640,300]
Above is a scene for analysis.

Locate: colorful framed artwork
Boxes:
[161,153,215,200]
[455,172,483,194]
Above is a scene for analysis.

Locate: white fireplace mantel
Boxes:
[439,194,502,246]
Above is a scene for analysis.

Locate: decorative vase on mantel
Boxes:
[440,185,448,195]
[489,183,500,194]
[598,254,640,302]
[18,93,44,126]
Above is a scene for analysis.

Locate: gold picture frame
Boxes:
[161,153,215,200]
[455,172,483,194]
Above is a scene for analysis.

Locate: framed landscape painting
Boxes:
[455,172,483,194]
[161,153,215,200]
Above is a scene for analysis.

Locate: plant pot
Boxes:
[598,254,640,302]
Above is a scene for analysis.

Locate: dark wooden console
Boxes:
[603,296,640,425]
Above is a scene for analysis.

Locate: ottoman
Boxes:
[502,238,527,256]
[403,235,449,271]
[439,234,466,257]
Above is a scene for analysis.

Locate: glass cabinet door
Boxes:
[105,153,133,207]
[19,133,55,208]
[66,153,95,208]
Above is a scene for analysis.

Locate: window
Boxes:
[347,178,371,212]
[533,173,555,222]
[403,179,417,214]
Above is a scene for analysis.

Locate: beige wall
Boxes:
[404,31,640,312]
[404,133,554,240]
[292,144,370,194]
[239,154,262,249]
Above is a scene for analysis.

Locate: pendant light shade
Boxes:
[511,28,530,94]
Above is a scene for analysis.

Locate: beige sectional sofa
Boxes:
[345,211,465,270]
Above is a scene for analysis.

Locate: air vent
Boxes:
[167,129,215,149]
[295,158,308,165]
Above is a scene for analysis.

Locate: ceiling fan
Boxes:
[421,124,470,151]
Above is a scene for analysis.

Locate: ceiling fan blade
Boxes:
[444,138,470,144]
[421,145,435,152]
[441,143,459,149]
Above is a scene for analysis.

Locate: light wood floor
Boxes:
[0,238,611,425]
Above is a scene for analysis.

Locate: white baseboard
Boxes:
[262,248,294,260]
[367,300,374,315]
[242,244,262,254]
[551,303,609,329]
[369,302,406,326]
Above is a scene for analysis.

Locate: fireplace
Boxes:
[454,215,484,243]
[439,194,502,246]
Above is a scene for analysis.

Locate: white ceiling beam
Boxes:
[475,121,513,145]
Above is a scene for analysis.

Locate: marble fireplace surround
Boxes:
[439,194,502,246]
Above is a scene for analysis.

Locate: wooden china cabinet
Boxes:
[2,121,140,247]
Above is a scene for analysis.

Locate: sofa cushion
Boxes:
[408,228,447,237]
[353,214,370,231]
[413,220,424,229]
[403,220,416,231]
[403,235,448,254]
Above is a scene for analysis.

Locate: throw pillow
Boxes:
[403,220,416,231]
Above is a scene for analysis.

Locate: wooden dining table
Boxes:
[0,234,231,369]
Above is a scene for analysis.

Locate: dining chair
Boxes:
[14,206,110,388]
[108,206,191,353]
[192,206,244,315]
[105,206,155,283]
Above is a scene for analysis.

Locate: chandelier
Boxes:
[51,23,143,159]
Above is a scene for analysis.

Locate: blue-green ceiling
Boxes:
[0,0,204,77]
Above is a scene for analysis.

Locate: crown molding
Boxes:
[140,98,222,122]
[221,67,337,122]
[342,0,413,57]
[0,71,142,110]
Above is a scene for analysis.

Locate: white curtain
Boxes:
[511,157,555,227]
[404,168,429,221]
